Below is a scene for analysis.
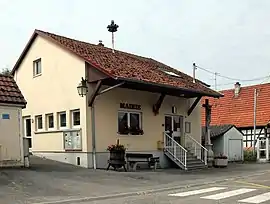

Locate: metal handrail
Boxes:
[164,133,187,168]
[186,134,208,152]
[186,134,208,165]
[164,133,187,152]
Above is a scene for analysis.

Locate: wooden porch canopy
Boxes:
[88,68,222,116]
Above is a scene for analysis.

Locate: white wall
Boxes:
[212,136,224,156]
[0,105,24,166]
[224,127,243,161]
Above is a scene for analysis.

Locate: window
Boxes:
[46,114,54,129]
[185,122,191,133]
[58,112,67,128]
[35,115,43,130]
[25,118,31,137]
[118,111,142,135]
[71,110,80,127]
[33,58,42,76]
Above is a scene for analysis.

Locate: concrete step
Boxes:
[164,150,207,171]
[187,165,207,170]
[187,160,205,165]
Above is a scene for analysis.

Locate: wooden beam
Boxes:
[88,80,102,107]
[188,96,202,116]
[98,82,125,95]
[254,127,264,146]
[153,94,166,115]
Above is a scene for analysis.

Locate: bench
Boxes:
[126,153,159,171]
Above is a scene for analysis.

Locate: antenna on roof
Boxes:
[193,62,197,83]
[107,20,119,53]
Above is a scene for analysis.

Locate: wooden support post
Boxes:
[153,94,166,115]
[187,96,202,116]
[88,80,102,107]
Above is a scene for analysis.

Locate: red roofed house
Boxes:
[202,82,270,160]
[0,74,27,167]
[11,29,221,170]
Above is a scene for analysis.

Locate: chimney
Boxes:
[98,40,104,46]
[234,82,241,96]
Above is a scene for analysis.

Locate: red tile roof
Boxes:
[12,29,221,98]
[0,74,26,106]
[201,83,270,128]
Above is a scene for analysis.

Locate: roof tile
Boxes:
[0,74,26,106]
[201,83,270,128]
[33,30,221,97]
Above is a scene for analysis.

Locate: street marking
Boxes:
[201,188,256,200]
[239,192,270,203]
[168,187,226,197]
[235,180,270,189]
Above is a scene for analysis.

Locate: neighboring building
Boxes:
[201,82,270,160]
[202,124,243,161]
[0,74,27,167]
[11,29,221,170]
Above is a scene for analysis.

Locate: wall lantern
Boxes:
[77,77,88,97]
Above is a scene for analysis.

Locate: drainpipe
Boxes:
[91,105,97,169]
[88,81,125,170]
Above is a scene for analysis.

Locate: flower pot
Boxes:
[109,150,126,168]
[214,158,228,167]
[109,150,125,161]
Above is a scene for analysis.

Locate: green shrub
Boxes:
[244,149,257,161]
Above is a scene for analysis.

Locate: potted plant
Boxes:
[214,153,228,167]
[107,139,126,170]
[128,126,144,135]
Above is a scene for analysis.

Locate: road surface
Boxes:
[77,170,270,204]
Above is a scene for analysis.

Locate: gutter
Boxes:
[116,77,223,98]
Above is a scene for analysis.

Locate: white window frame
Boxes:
[33,58,42,76]
[35,115,43,131]
[118,111,142,135]
[71,109,80,128]
[46,113,54,130]
[58,111,67,129]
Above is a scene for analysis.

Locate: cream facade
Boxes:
[13,32,207,169]
[91,87,201,168]
[14,36,89,167]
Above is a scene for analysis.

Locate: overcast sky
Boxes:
[1,0,270,90]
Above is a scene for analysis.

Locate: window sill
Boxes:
[35,128,81,134]
[118,133,143,136]
[64,149,82,152]
[33,73,42,78]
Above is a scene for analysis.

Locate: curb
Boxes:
[32,170,270,204]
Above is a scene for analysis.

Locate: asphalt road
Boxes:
[80,171,270,204]
[1,157,270,204]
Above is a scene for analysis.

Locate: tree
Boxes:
[1,68,11,76]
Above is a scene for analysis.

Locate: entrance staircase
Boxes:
[163,133,208,170]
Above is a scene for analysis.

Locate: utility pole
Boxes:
[214,72,218,90]
[193,63,197,83]
[253,88,257,154]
